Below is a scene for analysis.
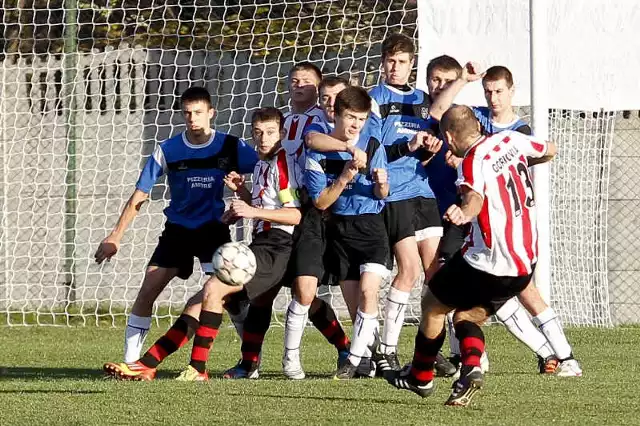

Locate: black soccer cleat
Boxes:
[445,366,484,407]
[372,350,401,378]
[333,358,359,380]
[386,369,435,398]
[434,352,458,377]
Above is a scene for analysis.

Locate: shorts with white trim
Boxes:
[428,251,535,314]
[326,213,390,282]
[243,229,294,301]
[411,196,443,242]
[149,220,230,280]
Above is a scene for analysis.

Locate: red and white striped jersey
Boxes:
[456,130,549,277]
[281,110,323,188]
[251,147,301,235]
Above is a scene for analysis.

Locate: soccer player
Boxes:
[388,105,557,406]
[305,86,390,379]
[430,62,582,377]
[367,34,444,374]
[94,86,257,363]
[287,61,326,120]
[282,76,353,380]
[103,107,302,381]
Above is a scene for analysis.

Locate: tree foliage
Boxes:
[1,0,417,58]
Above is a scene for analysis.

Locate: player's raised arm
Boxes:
[443,186,483,226]
[429,62,484,121]
[305,130,367,166]
[527,140,557,166]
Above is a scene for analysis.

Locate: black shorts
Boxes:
[149,220,230,280]
[411,197,443,242]
[429,251,535,314]
[326,213,389,282]
[439,222,468,263]
[244,229,294,300]
[383,197,443,247]
[292,205,326,280]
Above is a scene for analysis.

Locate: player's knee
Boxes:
[495,297,520,322]
[517,282,548,315]
[453,307,489,326]
[294,276,318,306]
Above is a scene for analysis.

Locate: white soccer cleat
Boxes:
[556,359,583,377]
[282,351,305,380]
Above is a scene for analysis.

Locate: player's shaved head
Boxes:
[440,105,481,154]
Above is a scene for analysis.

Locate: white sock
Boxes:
[446,312,460,356]
[348,309,379,366]
[284,300,310,352]
[228,300,250,339]
[381,287,410,355]
[497,299,554,359]
[124,314,152,362]
[533,307,572,360]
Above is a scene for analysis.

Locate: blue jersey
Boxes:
[473,107,532,135]
[136,131,258,229]
[305,129,387,216]
[368,83,436,202]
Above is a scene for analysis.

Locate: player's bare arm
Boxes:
[313,160,358,210]
[372,168,389,199]
[443,186,483,226]
[428,62,485,121]
[94,188,149,264]
[223,171,252,204]
[305,131,367,168]
[227,199,301,226]
[527,141,557,166]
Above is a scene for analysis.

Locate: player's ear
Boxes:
[208,107,216,120]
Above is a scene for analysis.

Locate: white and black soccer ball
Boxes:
[212,242,257,286]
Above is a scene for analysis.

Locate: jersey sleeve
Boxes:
[237,139,259,174]
[135,145,166,193]
[371,139,388,171]
[276,151,301,208]
[472,107,491,134]
[456,150,485,197]
[509,130,548,158]
[368,93,384,139]
[304,151,327,201]
[302,121,327,138]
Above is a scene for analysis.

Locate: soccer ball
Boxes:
[212,242,257,286]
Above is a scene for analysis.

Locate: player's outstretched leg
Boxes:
[495,297,559,374]
[104,313,200,381]
[445,320,485,407]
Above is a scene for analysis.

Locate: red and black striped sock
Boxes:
[240,304,273,370]
[409,327,446,384]
[189,310,223,374]
[139,314,199,368]
[309,297,350,352]
[455,320,485,369]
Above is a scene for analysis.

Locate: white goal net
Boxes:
[0,0,632,326]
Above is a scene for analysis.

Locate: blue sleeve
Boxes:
[304,152,327,201]
[237,139,259,174]
[368,89,384,140]
[135,145,166,193]
[472,107,491,133]
[371,142,388,172]
[302,122,326,138]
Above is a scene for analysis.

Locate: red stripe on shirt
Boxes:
[497,173,528,275]
[478,194,492,248]
[276,149,291,195]
[511,162,534,263]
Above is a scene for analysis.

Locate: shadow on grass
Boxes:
[0,367,107,380]
[0,389,105,394]
[222,389,420,406]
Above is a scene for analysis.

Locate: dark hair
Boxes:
[440,105,479,140]
[288,61,323,82]
[333,86,372,116]
[318,76,350,95]
[251,107,285,130]
[427,55,463,80]
[180,86,212,108]
[381,33,415,59]
[483,65,514,88]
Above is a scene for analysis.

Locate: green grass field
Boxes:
[0,325,638,425]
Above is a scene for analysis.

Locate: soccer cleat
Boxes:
[282,351,305,380]
[537,355,560,374]
[556,358,583,377]
[445,366,484,407]
[333,359,359,380]
[103,361,156,381]
[386,370,435,398]
[452,352,489,380]
[434,352,458,377]
[222,360,259,379]
[371,350,401,377]
[355,357,377,378]
[175,365,209,382]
